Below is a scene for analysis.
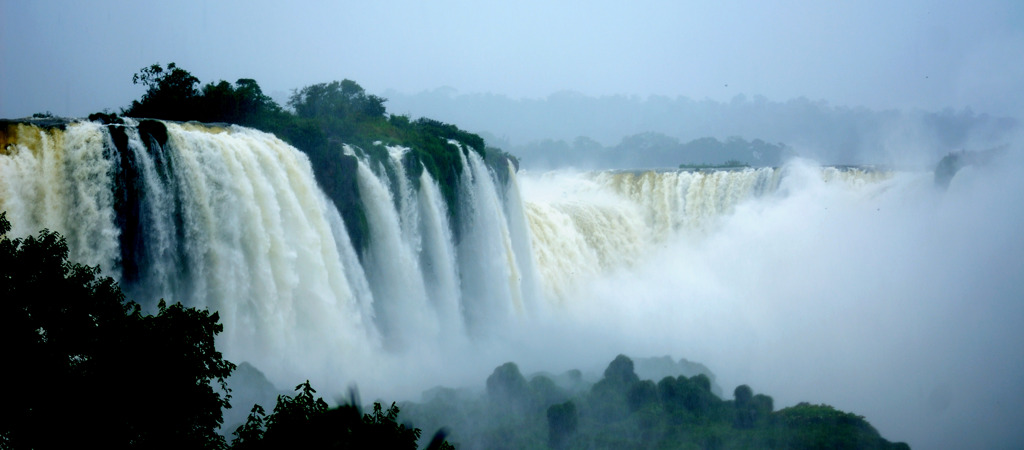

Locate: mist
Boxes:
[512,157,1024,448]
[382,90,1019,170]
[279,152,1023,448]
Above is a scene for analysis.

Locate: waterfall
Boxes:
[0,123,907,370]
[0,123,888,350]
[3,119,1021,449]
[355,157,435,349]
[2,121,375,381]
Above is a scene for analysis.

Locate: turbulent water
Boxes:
[2,120,1022,448]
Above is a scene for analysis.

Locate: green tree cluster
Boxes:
[0,212,452,449]
[230,381,448,449]
[116,63,517,255]
[124,63,285,127]
[0,212,234,449]
[399,355,910,449]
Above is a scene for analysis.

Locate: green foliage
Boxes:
[0,211,234,449]
[289,80,387,121]
[263,381,330,442]
[626,380,659,413]
[124,63,286,128]
[603,354,641,387]
[546,401,578,449]
[125,62,201,121]
[230,382,438,449]
[733,384,774,429]
[231,405,268,448]
[486,362,533,414]
[771,403,908,449]
[119,63,514,256]
[197,78,285,127]
[399,356,910,449]
[530,375,570,408]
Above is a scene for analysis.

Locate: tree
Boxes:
[0,211,235,449]
[546,401,578,449]
[198,78,283,126]
[485,362,532,413]
[603,354,640,387]
[125,62,201,121]
[231,382,431,449]
[288,80,387,120]
[626,380,659,412]
[733,384,772,429]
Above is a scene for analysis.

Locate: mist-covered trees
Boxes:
[289,80,387,121]
[486,362,533,414]
[546,401,578,449]
[510,132,790,170]
[0,212,234,449]
[399,355,910,449]
[385,89,1019,167]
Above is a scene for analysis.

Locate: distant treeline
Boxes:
[397,355,910,449]
[511,133,791,170]
[386,89,1019,165]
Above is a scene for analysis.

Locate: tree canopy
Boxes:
[0,212,235,449]
[0,209,451,448]
[115,62,516,257]
[230,381,448,450]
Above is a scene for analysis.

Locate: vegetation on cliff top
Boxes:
[115,62,514,255]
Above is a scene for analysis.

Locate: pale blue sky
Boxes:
[2,0,1023,118]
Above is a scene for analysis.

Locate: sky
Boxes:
[2,0,1024,120]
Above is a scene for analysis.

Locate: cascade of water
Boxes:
[455,147,527,335]
[2,124,903,353]
[520,168,789,301]
[0,122,121,272]
[417,167,465,335]
[355,159,437,349]
[324,196,379,345]
[501,160,545,316]
[386,145,422,255]
[7,122,1016,447]
[157,124,374,378]
[1,121,379,382]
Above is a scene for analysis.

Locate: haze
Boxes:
[2,0,1023,121]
